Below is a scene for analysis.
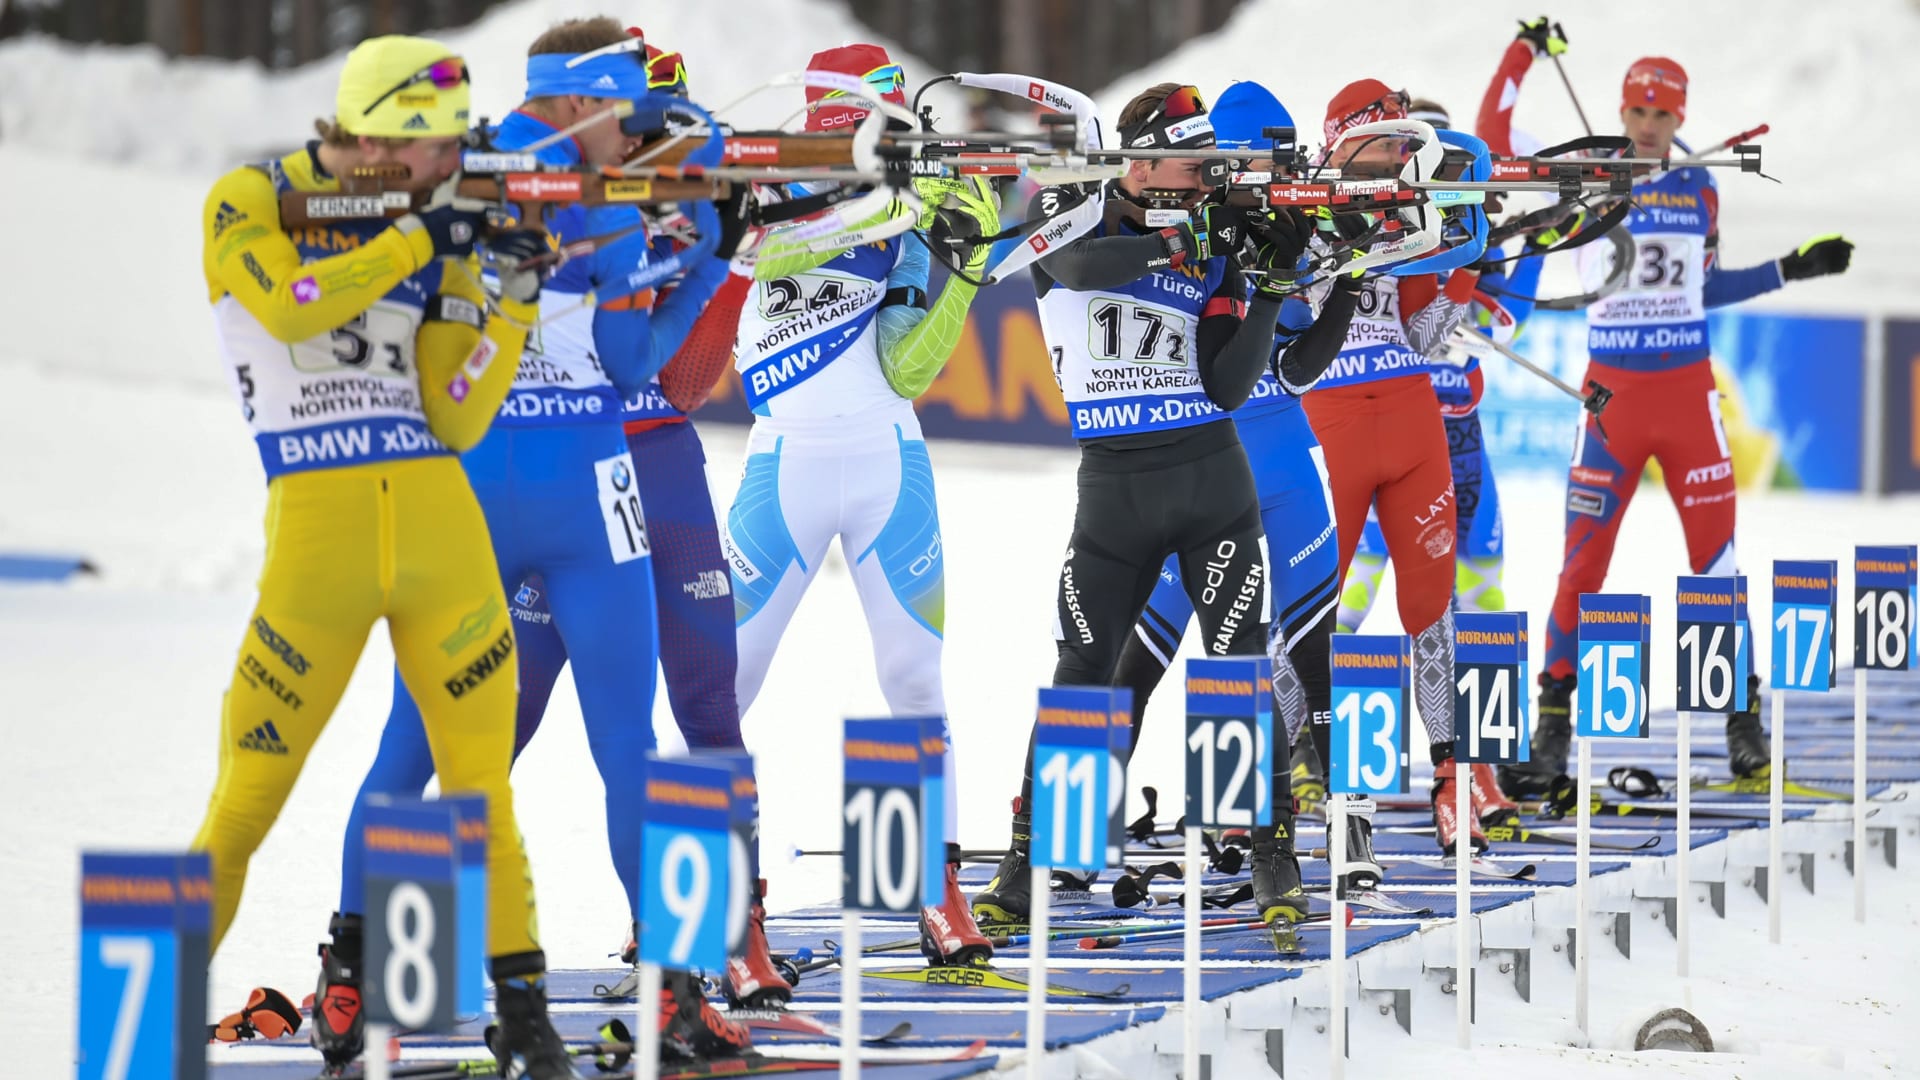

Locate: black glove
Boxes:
[1162,203,1248,265]
[1245,208,1313,299]
[401,202,488,259]
[1515,16,1568,57]
[488,228,549,304]
[713,185,755,261]
[1779,234,1853,281]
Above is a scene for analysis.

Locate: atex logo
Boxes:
[1683,461,1733,485]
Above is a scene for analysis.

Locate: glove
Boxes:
[713,184,757,261]
[487,228,549,304]
[397,175,496,260]
[920,176,1002,273]
[1245,208,1313,299]
[1516,16,1568,58]
[1162,203,1247,266]
[1527,206,1587,250]
[1779,234,1852,281]
[910,176,974,230]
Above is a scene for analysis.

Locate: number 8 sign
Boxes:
[638,757,732,970]
[1329,635,1411,795]
[363,800,460,1033]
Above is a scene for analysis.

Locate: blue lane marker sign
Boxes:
[843,719,925,913]
[77,852,210,1080]
[1677,576,1748,713]
[1454,612,1530,763]
[1772,561,1838,691]
[1855,545,1917,672]
[1577,594,1651,738]
[638,756,732,970]
[1032,686,1128,872]
[1329,635,1411,795]
[1184,656,1273,828]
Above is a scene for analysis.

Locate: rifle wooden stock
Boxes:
[278,168,732,226]
[629,132,856,167]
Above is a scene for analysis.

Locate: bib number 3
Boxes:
[595,452,649,563]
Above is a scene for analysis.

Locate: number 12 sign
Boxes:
[1184,656,1273,829]
[1329,635,1411,795]
[1772,561,1837,691]
[1577,594,1651,738]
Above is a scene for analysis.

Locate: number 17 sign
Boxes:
[1772,561,1837,691]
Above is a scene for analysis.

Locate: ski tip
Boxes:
[959,1037,990,1060]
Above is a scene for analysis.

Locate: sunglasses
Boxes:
[361,56,468,117]
[821,63,906,101]
[564,35,647,70]
[648,51,688,92]
[1334,88,1410,133]
[1144,85,1207,127]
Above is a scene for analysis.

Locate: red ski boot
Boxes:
[726,880,794,1008]
[660,968,752,1061]
[920,844,994,967]
[1469,762,1522,831]
[1432,758,1488,854]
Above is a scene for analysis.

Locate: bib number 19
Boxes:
[596,452,648,564]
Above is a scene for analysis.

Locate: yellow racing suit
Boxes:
[192,144,543,960]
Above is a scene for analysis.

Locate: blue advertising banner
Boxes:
[1883,318,1920,494]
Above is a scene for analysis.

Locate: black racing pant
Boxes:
[1018,420,1272,807]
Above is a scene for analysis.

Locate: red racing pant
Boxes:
[1542,359,1738,678]
[1305,374,1457,637]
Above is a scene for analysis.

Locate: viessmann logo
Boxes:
[504,173,583,201]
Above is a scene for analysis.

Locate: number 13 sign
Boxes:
[1329,635,1411,795]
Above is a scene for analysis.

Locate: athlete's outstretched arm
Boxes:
[877,177,1001,398]
[416,258,535,451]
[657,264,752,413]
[1399,271,1480,356]
[1271,278,1362,393]
[591,204,731,399]
[202,166,440,342]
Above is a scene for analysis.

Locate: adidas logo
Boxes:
[402,113,430,131]
[591,74,618,91]
[212,201,247,236]
[238,720,289,755]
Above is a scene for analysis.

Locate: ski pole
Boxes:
[1551,51,1594,137]
[1470,332,1615,441]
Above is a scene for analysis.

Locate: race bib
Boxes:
[595,452,649,564]
[290,302,416,377]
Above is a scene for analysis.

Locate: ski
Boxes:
[365,1038,988,1080]
[725,1008,913,1045]
[859,964,1131,999]
[1388,857,1538,880]
[1478,822,1662,851]
[1301,885,1435,916]
[1533,798,1769,823]
[1693,776,1859,801]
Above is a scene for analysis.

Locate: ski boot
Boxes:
[310,913,364,1073]
[491,960,582,1080]
[659,968,752,1061]
[1334,794,1383,891]
[921,844,994,967]
[1498,673,1575,799]
[1250,813,1310,925]
[1432,757,1488,854]
[726,879,794,1008]
[1290,732,1327,818]
[1470,762,1522,831]
[1727,673,1769,779]
[972,800,1033,926]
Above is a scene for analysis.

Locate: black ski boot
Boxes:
[1499,673,1576,798]
[1727,674,1769,779]
[659,968,752,1061]
[1250,812,1309,925]
[1336,795,1384,891]
[490,957,581,1080]
[1290,730,1327,819]
[972,801,1033,926]
[310,913,363,1074]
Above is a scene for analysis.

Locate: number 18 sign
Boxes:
[1772,561,1837,691]
[1329,635,1411,795]
[1855,545,1917,672]
[1577,594,1651,738]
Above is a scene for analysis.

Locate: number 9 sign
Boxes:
[1329,635,1411,795]
[638,756,732,970]
[1577,594,1651,738]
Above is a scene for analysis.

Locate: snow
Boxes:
[4,2,1920,1074]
